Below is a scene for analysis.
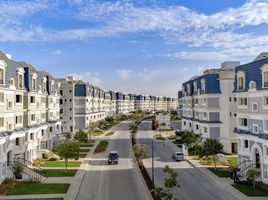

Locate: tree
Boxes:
[199,138,223,170]
[87,122,98,142]
[64,132,71,140]
[55,141,80,173]
[181,132,202,155]
[153,165,184,200]
[247,169,261,189]
[74,130,88,143]
[152,117,158,130]
[11,162,24,183]
[133,144,147,168]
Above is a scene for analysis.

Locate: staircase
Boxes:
[9,158,46,182]
[238,160,257,180]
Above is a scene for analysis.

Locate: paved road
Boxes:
[137,120,239,200]
[76,121,151,200]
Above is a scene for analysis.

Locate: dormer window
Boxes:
[51,80,54,94]
[261,64,268,88]
[42,77,47,93]
[16,68,24,89]
[0,69,4,85]
[31,72,37,91]
[186,84,190,96]
[193,81,197,95]
[0,60,7,85]
[237,71,245,91]
[201,79,206,93]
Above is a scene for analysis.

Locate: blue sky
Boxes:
[1,0,268,96]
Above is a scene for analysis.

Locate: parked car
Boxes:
[108,151,119,165]
[172,152,184,161]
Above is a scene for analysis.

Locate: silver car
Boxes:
[172,152,184,161]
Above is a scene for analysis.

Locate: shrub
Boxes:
[33,158,45,167]
[74,130,88,143]
[0,179,13,194]
[94,141,109,153]
[105,117,114,123]
[48,157,58,161]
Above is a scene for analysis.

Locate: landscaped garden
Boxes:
[233,181,268,196]
[41,161,81,168]
[37,169,77,177]
[208,168,230,177]
[7,182,69,195]
[94,140,109,153]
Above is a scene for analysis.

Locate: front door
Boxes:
[231,143,237,153]
[255,149,260,168]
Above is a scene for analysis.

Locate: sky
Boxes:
[1,0,268,97]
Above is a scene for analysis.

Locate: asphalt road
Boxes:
[137,120,239,200]
[76,121,151,200]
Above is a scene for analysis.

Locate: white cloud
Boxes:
[116,69,132,79]
[138,69,160,82]
[69,72,101,86]
[49,49,62,55]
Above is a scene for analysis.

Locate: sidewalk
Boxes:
[0,194,65,200]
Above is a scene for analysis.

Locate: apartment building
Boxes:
[233,53,268,184]
[109,91,117,117]
[0,52,61,183]
[179,62,240,153]
[129,94,135,112]
[135,95,144,111]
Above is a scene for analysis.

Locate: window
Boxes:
[238,76,244,90]
[230,112,232,117]
[265,120,268,130]
[18,74,23,88]
[252,103,258,112]
[239,98,247,106]
[244,140,249,148]
[234,113,237,117]
[57,125,59,129]
[234,97,237,102]
[15,94,22,103]
[229,97,232,102]
[70,99,72,102]
[239,118,248,127]
[196,125,199,130]
[69,90,72,93]
[193,81,197,95]
[201,79,206,93]
[0,68,4,85]
[31,114,35,121]
[43,78,47,93]
[51,81,54,94]
[15,116,22,124]
[0,118,3,127]
[50,127,52,132]
[41,130,44,135]
[32,78,36,91]
[253,125,259,133]
[0,92,4,103]
[30,133,33,140]
[264,71,268,88]
[204,127,208,133]
[15,138,19,146]
[30,96,35,104]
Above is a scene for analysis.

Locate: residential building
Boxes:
[179,61,240,153]
[234,53,268,184]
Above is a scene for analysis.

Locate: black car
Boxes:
[108,151,119,165]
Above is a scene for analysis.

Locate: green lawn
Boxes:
[105,131,115,136]
[79,153,87,158]
[79,148,90,152]
[8,183,69,195]
[79,143,94,147]
[226,156,238,165]
[233,182,268,196]
[208,168,230,177]
[37,169,77,177]
[41,161,81,167]
[94,140,109,153]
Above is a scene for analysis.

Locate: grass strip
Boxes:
[94,140,109,153]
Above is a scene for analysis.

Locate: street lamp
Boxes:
[151,132,155,189]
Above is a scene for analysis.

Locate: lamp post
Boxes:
[152,132,155,189]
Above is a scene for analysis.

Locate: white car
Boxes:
[172,152,184,161]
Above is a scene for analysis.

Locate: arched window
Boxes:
[261,64,268,88]
[237,71,246,91]
[0,60,7,85]
[201,79,206,93]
